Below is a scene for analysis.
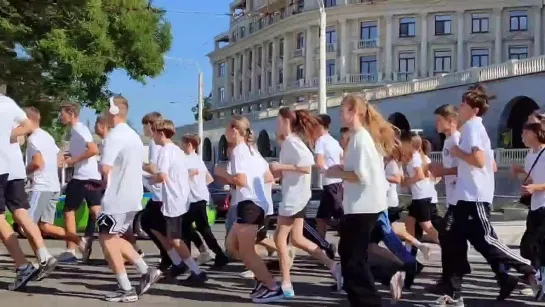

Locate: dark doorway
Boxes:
[500,96,539,148]
[257,130,271,157]
[202,138,212,162]
[218,135,228,161]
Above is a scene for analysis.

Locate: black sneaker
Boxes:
[8,263,39,291]
[404,261,424,289]
[169,264,188,278]
[139,268,162,295]
[325,243,336,260]
[180,271,208,287]
[252,286,284,303]
[497,274,518,301]
[35,257,58,281]
[250,279,265,299]
[212,254,229,268]
[104,287,138,302]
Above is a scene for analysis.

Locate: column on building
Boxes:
[261,42,266,91]
[251,46,258,93]
[339,19,349,82]
[494,8,502,64]
[283,32,292,89]
[535,6,542,56]
[457,11,465,71]
[420,13,428,78]
[241,49,248,98]
[305,26,316,84]
[225,56,232,100]
[233,54,240,98]
[384,15,393,81]
[271,38,278,89]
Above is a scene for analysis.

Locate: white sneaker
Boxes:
[239,270,255,279]
[196,252,213,265]
[389,271,404,302]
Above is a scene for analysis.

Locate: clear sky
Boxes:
[80,0,231,132]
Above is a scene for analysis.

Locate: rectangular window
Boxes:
[248,78,251,91]
[324,0,336,7]
[218,87,225,101]
[257,75,262,90]
[398,52,416,72]
[218,62,225,77]
[326,28,337,44]
[240,26,245,38]
[230,58,235,75]
[268,42,273,62]
[239,55,243,71]
[361,21,378,40]
[230,83,234,97]
[434,50,451,72]
[399,17,416,37]
[267,71,272,86]
[296,32,305,49]
[509,46,528,60]
[248,51,253,70]
[472,13,489,33]
[435,15,452,35]
[238,81,243,96]
[257,46,263,66]
[471,48,489,67]
[297,0,304,13]
[359,55,377,75]
[326,59,335,77]
[258,18,264,29]
[510,11,528,31]
[249,22,254,34]
[296,64,304,80]
[278,68,284,84]
[279,38,284,57]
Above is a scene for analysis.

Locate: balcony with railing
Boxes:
[347,73,380,83]
[315,43,338,53]
[288,79,307,89]
[292,48,305,58]
[353,39,378,50]
[395,71,417,82]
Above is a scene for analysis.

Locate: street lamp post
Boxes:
[317,0,327,115]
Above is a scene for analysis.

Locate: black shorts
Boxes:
[256,216,270,243]
[387,207,403,223]
[316,182,343,220]
[408,198,432,223]
[236,200,265,225]
[64,179,103,211]
[165,215,184,240]
[141,199,166,235]
[4,179,30,213]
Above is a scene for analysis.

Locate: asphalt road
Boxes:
[0,223,544,306]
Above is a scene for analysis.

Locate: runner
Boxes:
[270,107,342,298]
[99,96,158,302]
[58,102,102,262]
[0,95,56,290]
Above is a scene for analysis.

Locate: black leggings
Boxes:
[520,207,545,268]
[182,200,225,258]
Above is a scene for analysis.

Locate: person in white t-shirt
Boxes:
[447,85,537,301]
[270,107,341,299]
[519,122,545,298]
[400,133,439,245]
[314,114,344,241]
[0,95,58,290]
[59,102,102,262]
[326,94,402,305]
[97,96,156,302]
[181,133,229,267]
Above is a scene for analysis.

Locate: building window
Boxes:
[248,51,253,71]
[218,87,225,101]
[326,59,335,77]
[510,11,528,31]
[267,71,272,87]
[296,32,305,49]
[509,46,528,60]
[230,83,234,97]
[249,22,254,34]
[398,52,416,72]
[240,26,245,38]
[297,96,305,103]
[258,18,264,29]
[471,13,489,33]
[257,46,263,66]
[434,50,451,72]
[230,58,235,75]
[361,21,378,41]
[278,68,283,84]
[257,75,262,90]
[399,17,416,37]
[471,48,489,67]
[218,62,225,77]
[297,0,304,13]
[324,0,336,7]
[248,78,252,91]
[279,38,284,57]
[326,27,337,44]
[435,15,452,35]
[296,65,304,80]
[239,55,243,71]
[268,42,273,62]
[359,55,377,75]
[238,81,243,96]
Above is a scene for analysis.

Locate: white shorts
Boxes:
[28,191,60,224]
[97,211,137,235]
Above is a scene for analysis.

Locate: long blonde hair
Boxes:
[228,115,254,155]
[341,94,398,156]
[400,132,430,177]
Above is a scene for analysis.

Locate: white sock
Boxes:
[134,257,148,275]
[37,247,52,263]
[116,272,132,291]
[183,257,202,274]
[168,248,182,266]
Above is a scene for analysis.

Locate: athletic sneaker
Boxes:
[325,243,336,260]
[389,271,404,301]
[8,263,39,291]
[430,295,465,307]
[57,251,77,263]
[497,274,518,301]
[80,237,93,263]
[180,271,208,286]
[331,263,343,292]
[169,264,188,278]
[35,257,58,281]
[139,268,162,295]
[281,283,295,298]
[250,280,265,299]
[196,252,213,265]
[239,269,255,279]
[252,286,284,303]
[212,254,229,268]
[104,287,138,303]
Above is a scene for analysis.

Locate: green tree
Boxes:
[193,93,213,121]
[0,0,172,141]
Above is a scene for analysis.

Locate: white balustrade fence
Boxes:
[428,148,530,167]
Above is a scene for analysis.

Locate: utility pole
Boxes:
[318,1,327,114]
[197,72,204,159]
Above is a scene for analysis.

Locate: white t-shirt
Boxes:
[425,155,438,204]
[442,132,461,206]
[146,140,163,202]
[384,160,401,208]
[524,147,545,211]
[101,123,144,215]
[157,142,190,217]
[279,134,315,216]
[7,124,26,181]
[255,151,274,216]
[69,122,101,181]
[27,128,61,192]
[230,143,269,213]
[0,96,27,176]
[454,117,495,204]
[407,152,434,200]
[186,152,211,203]
[341,128,387,214]
[314,133,343,186]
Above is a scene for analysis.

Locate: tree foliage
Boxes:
[0,0,172,142]
[193,93,213,122]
